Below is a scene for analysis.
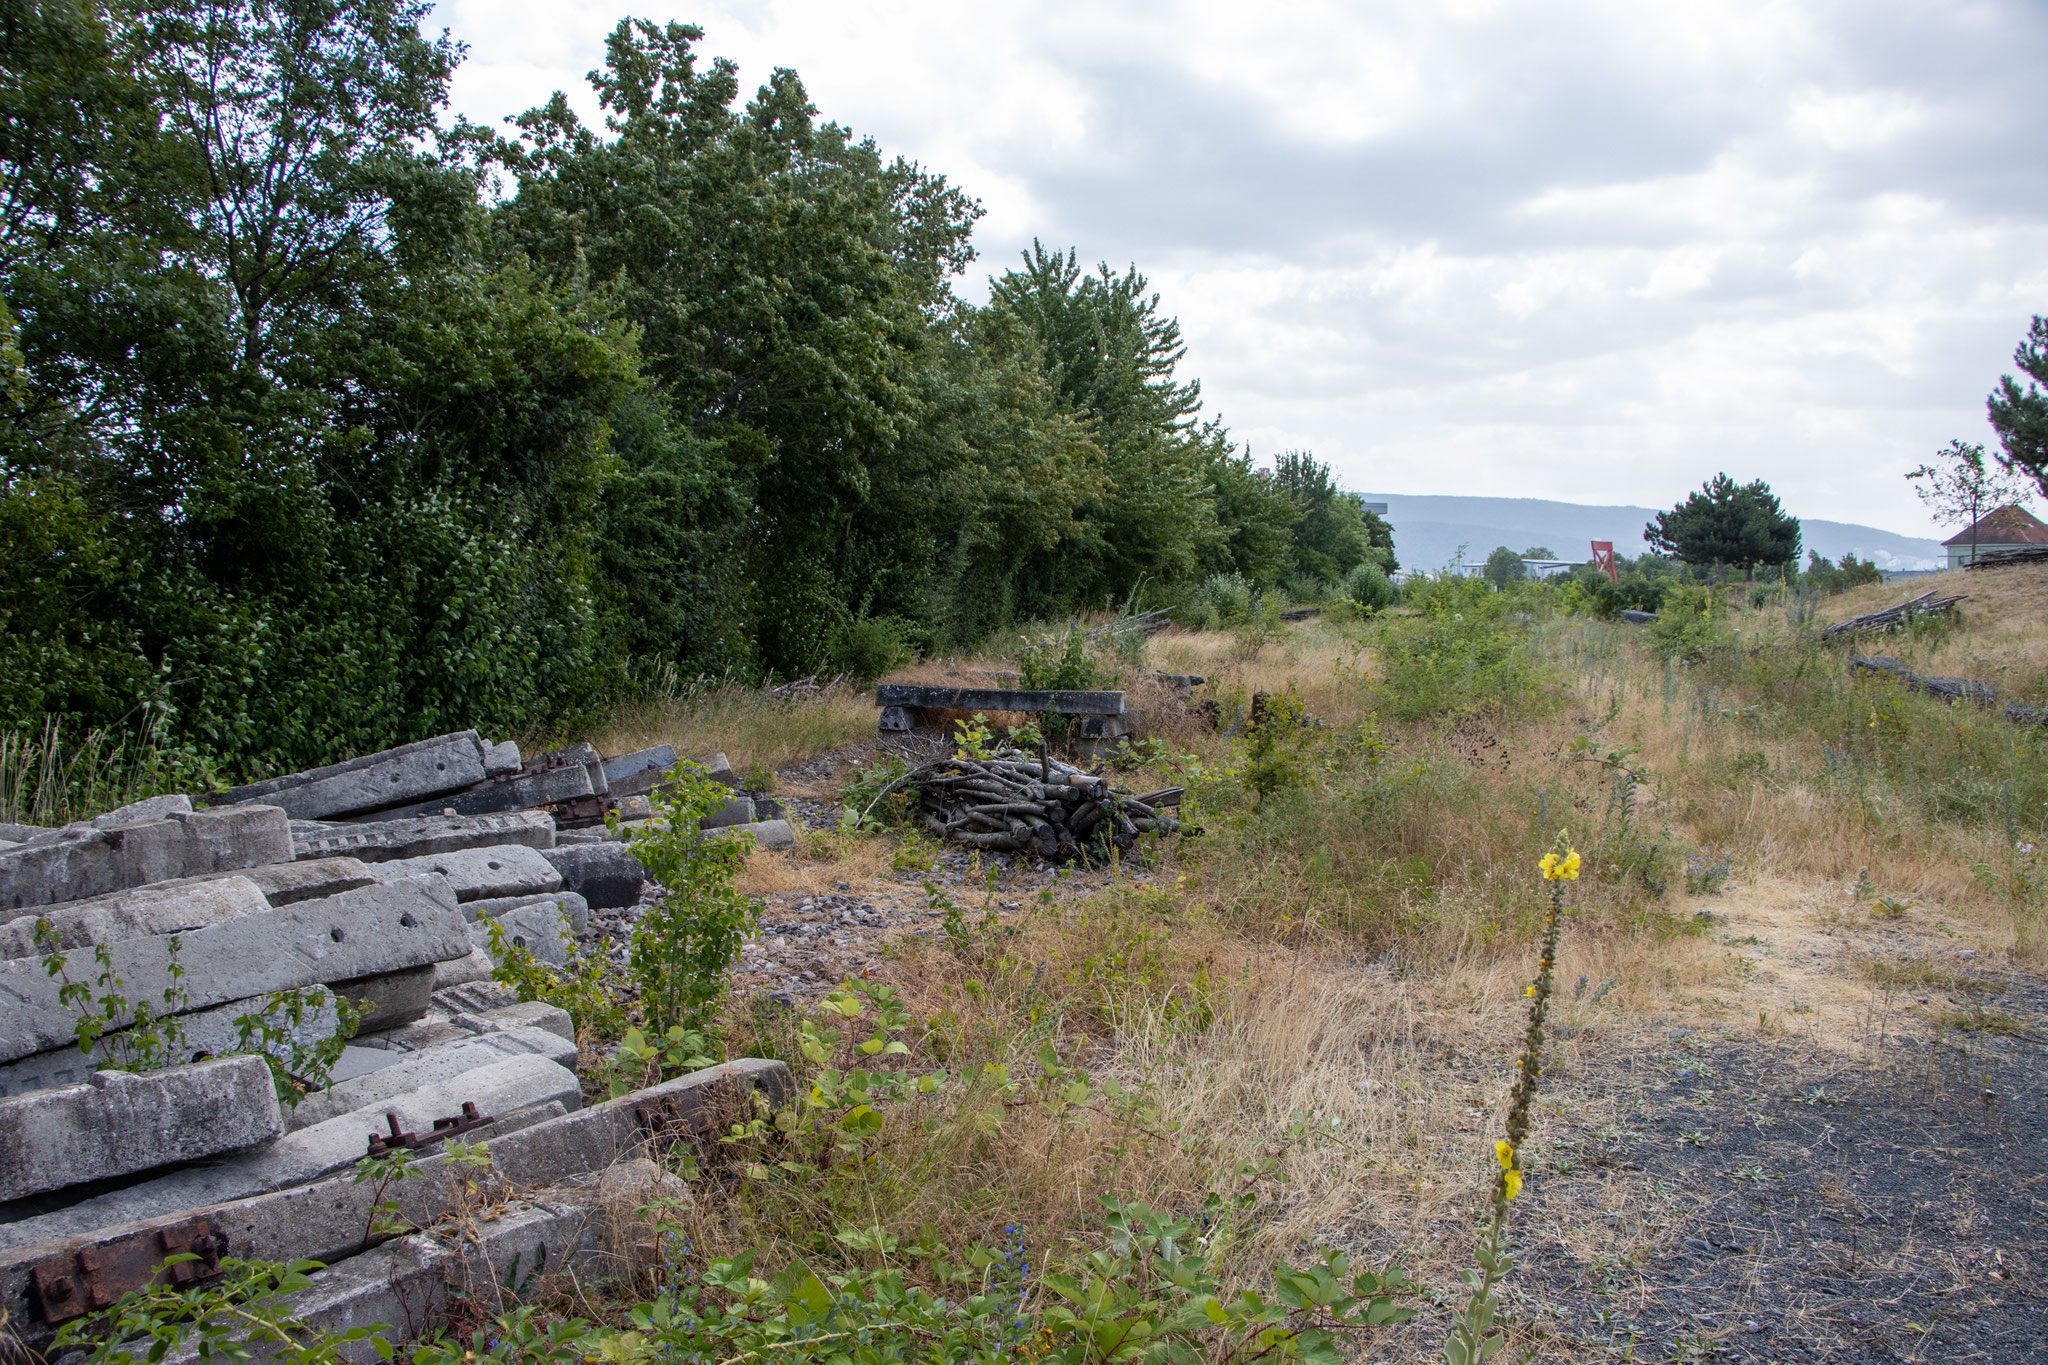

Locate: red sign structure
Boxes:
[1589,541,1618,582]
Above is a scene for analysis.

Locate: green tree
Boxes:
[1644,474,1800,576]
[1482,545,1526,589]
[989,242,1220,605]
[1906,438,2033,564]
[490,19,981,674]
[1268,450,1396,584]
[2,0,637,769]
[1197,443,1296,586]
[1988,315,2048,495]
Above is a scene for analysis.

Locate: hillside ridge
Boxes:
[1364,492,1947,572]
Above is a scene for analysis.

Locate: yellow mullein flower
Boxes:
[1503,1168,1523,1201]
[1496,1139,1514,1171]
[1538,849,1582,881]
[1524,985,1536,997]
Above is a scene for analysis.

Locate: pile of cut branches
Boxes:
[890,747,1184,863]
[1819,590,1965,640]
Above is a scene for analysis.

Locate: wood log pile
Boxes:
[1849,656,1997,706]
[892,747,1184,863]
[1819,590,1966,641]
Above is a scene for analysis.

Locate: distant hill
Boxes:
[1362,494,1946,574]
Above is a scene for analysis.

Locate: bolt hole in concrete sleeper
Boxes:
[330,927,344,942]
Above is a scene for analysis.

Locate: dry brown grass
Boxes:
[1810,560,2048,685]
[625,588,2045,1357]
[589,685,874,779]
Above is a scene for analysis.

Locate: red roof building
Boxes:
[1943,504,2048,567]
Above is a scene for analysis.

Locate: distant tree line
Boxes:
[0,1,1389,776]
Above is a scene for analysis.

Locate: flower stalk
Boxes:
[1442,830,1575,1365]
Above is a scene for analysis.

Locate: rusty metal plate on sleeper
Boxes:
[29,1216,227,1323]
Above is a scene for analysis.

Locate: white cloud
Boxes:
[428,0,2048,536]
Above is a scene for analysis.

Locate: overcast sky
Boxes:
[428,0,2048,538]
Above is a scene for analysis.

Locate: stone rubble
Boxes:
[0,729,801,1357]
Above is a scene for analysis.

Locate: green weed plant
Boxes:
[616,767,761,1033]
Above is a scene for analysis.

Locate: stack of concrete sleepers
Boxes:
[236,733,799,850]
[0,725,804,1357]
[0,1057,792,1360]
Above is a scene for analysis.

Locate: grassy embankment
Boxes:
[572,564,2047,1356]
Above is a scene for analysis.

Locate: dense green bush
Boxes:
[1345,562,1396,614]
[1376,577,1544,719]
[1,4,1404,781]
[828,616,919,686]
[1645,585,1731,662]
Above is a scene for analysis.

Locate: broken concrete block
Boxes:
[0,805,293,914]
[431,980,519,1014]
[217,732,489,821]
[601,744,675,785]
[484,740,523,776]
[87,793,195,828]
[0,874,270,959]
[541,742,609,797]
[0,879,471,1064]
[0,1052,583,1250]
[228,856,378,906]
[587,1157,691,1272]
[365,843,561,904]
[701,752,736,786]
[367,763,595,823]
[469,902,569,967]
[0,1056,281,1203]
[273,1199,600,1362]
[0,823,49,845]
[174,806,295,875]
[460,1001,574,1045]
[293,810,555,865]
[709,819,796,852]
[287,1025,580,1130]
[539,843,645,909]
[331,964,438,1034]
[698,796,755,830]
[465,890,590,934]
[602,746,681,799]
[431,946,494,992]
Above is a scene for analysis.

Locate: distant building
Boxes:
[1942,504,2048,568]
[1520,559,1578,580]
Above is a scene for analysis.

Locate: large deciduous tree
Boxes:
[489,18,983,672]
[2,0,636,769]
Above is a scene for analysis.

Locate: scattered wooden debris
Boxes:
[879,748,1183,863]
[1819,591,1966,641]
[873,683,1133,759]
[1850,656,1997,706]
[1084,608,1173,640]
[1964,545,2048,570]
[763,673,846,699]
